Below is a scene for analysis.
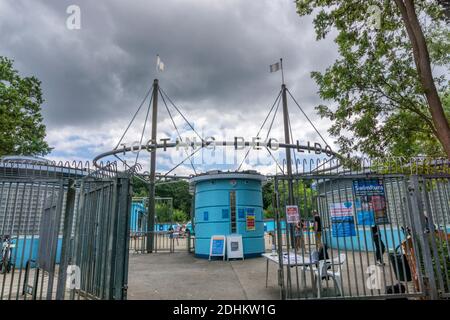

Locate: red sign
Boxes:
[286,205,299,224]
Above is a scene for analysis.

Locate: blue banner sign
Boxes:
[353,179,389,225]
[211,238,224,255]
[210,235,226,260]
[329,202,356,237]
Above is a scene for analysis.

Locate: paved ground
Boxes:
[127,253,280,300]
[127,247,419,300]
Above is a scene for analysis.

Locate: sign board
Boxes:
[353,179,389,225]
[246,208,256,231]
[226,234,244,260]
[209,235,226,260]
[285,205,299,224]
[329,202,356,237]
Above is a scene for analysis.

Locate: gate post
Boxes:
[407,175,439,300]
[273,178,286,300]
[56,179,76,300]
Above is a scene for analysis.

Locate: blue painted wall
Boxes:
[130,202,147,232]
[8,236,62,269]
[194,177,265,258]
[324,225,450,251]
[324,226,406,251]
[263,219,287,233]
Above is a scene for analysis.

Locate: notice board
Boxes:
[353,179,389,225]
[246,208,256,231]
[226,234,244,260]
[286,205,299,224]
[329,202,356,237]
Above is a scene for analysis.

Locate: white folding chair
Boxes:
[314,253,346,298]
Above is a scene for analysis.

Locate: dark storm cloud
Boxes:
[0,0,337,131]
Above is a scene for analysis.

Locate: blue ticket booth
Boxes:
[190,171,266,258]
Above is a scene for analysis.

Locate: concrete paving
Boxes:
[127,253,280,300]
[127,248,419,300]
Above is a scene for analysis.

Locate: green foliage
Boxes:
[172,209,189,223]
[156,181,192,215]
[156,202,172,223]
[0,56,51,157]
[156,202,189,223]
[263,180,317,218]
[132,179,192,220]
[132,177,149,197]
[432,237,450,292]
[264,204,275,219]
[295,0,450,158]
[262,181,274,209]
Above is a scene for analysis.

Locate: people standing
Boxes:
[371,225,386,266]
[294,219,304,251]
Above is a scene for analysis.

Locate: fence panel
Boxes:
[0,160,131,300]
[273,169,449,300]
[69,175,131,300]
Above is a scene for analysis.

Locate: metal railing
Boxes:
[129,230,191,254]
[0,159,130,300]
[271,157,450,300]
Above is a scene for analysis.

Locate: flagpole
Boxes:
[147,78,159,253]
[280,58,285,85]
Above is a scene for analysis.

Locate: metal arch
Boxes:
[93,140,339,170]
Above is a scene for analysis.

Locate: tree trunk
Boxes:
[395,0,450,159]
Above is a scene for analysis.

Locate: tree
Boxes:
[0,56,51,157]
[155,180,192,216]
[296,0,450,158]
[263,180,316,219]
[172,209,189,223]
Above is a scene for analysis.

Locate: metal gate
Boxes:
[68,174,132,300]
[0,159,132,300]
[272,159,450,300]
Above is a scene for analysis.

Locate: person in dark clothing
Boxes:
[371,225,386,266]
[313,211,322,249]
[318,243,329,261]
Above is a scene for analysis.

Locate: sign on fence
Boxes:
[329,202,356,237]
[286,205,300,224]
[353,179,389,225]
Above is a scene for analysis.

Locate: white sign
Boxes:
[226,234,244,260]
[286,205,299,224]
[209,235,226,260]
[329,202,353,217]
[66,265,81,289]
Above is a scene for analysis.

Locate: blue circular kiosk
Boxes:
[190,170,266,259]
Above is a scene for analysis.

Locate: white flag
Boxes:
[156,55,165,72]
[269,62,281,73]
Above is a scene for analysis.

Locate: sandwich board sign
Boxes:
[226,234,244,260]
[286,205,300,224]
[209,235,226,260]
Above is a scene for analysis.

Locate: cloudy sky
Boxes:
[0,0,339,175]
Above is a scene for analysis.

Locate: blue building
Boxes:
[190,171,266,258]
[130,201,147,233]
